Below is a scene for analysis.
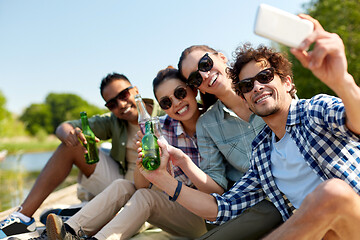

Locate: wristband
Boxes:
[169,180,182,202]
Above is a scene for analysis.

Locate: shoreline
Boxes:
[0,135,60,154]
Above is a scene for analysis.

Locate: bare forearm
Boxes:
[333,74,360,135]
[180,159,224,194]
[134,167,150,189]
[153,172,219,221]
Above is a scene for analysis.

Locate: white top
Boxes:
[271,131,323,208]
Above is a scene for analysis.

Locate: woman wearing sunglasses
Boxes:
[136,47,284,239]
[46,67,211,240]
[147,45,283,239]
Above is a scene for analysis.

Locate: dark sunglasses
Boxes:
[234,68,275,95]
[105,86,134,110]
[187,52,214,88]
[159,86,187,110]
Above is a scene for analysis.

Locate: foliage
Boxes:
[0,91,28,137]
[0,135,61,154]
[0,90,11,123]
[45,93,89,130]
[0,90,10,121]
[20,103,53,135]
[279,0,360,98]
[0,116,28,138]
[0,167,79,211]
[20,93,107,135]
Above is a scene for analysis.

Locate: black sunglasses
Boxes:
[159,86,187,110]
[105,86,134,110]
[187,52,214,88]
[234,68,275,95]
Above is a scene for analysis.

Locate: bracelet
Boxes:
[169,180,182,202]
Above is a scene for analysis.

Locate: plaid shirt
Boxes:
[159,115,200,187]
[210,94,360,224]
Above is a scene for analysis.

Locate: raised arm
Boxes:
[291,14,360,135]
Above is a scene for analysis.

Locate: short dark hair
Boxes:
[228,43,296,98]
[100,73,131,97]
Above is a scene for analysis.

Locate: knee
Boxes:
[107,179,136,198]
[56,142,83,159]
[132,189,156,208]
[303,179,355,215]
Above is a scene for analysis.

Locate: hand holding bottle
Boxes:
[80,111,100,164]
[132,130,144,146]
[141,121,161,170]
[76,127,100,152]
[136,140,172,184]
[57,123,85,147]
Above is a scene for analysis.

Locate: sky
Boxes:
[0,0,309,115]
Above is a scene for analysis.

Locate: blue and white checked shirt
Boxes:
[210,94,360,224]
[159,115,200,187]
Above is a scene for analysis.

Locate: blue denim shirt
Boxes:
[196,100,266,189]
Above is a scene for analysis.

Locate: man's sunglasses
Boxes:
[233,68,275,95]
[105,86,134,110]
[187,52,214,88]
[159,86,187,110]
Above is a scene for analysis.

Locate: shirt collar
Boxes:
[171,118,186,137]
[286,98,302,126]
[218,99,259,123]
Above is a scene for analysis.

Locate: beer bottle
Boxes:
[135,94,151,134]
[141,121,160,170]
[80,111,99,164]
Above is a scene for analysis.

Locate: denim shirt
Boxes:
[196,100,266,190]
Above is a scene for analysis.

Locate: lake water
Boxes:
[0,151,53,172]
[0,151,78,211]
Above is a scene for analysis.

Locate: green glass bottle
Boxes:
[135,94,151,134]
[80,111,99,164]
[141,121,160,170]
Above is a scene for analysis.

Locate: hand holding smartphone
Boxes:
[254,4,314,48]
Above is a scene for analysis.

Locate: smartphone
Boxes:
[254,4,314,48]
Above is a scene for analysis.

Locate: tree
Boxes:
[0,90,10,121]
[20,92,106,135]
[20,103,53,135]
[279,0,360,98]
[0,90,28,137]
[45,93,90,129]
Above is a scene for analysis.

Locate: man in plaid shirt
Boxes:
[221,14,360,239]
[140,15,360,239]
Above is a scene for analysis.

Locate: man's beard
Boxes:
[249,105,280,117]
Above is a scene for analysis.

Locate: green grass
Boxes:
[0,136,60,154]
[0,135,78,211]
[0,168,79,212]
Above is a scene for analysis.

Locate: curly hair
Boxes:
[228,43,296,98]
